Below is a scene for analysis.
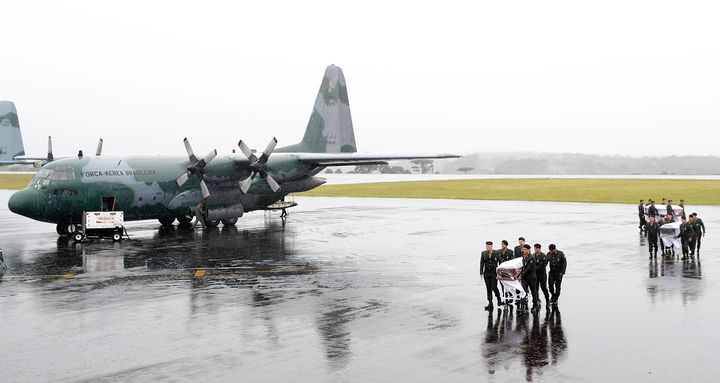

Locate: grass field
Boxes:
[0,174,34,190]
[298,178,720,205]
[2,174,718,205]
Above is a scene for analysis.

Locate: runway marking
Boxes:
[440,262,456,272]
[194,269,206,278]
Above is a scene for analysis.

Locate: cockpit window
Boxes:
[49,166,76,181]
[31,166,76,185]
[35,168,54,179]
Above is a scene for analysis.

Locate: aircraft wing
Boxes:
[291,152,461,167]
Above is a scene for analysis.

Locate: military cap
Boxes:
[534,243,541,249]
[548,244,556,250]
[501,240,508,246]
[485,241,493,245]
[523,244,531,249]
[518,237,525,241]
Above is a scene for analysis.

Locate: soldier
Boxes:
[689,213,706,257]
[498,240,514,302]
[638,199,646,232]
[518,244,539,313]
[514,237,526,259]
[661,198,667,206]
[648,201,658,218]
[480,241,503,310]
[664,213,674,224]
[533,243,550,307]
[679,199,686,219]
[666,199,673,216]
[499,240,514,262]
[646,215,660,258]
[679,217,691,260]
[547,244,566,305]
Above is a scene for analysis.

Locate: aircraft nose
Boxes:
[8,189,32,217]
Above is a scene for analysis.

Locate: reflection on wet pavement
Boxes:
[483,307,567,382]
[1,190,719,382]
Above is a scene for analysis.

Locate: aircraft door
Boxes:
[101,196,116,212]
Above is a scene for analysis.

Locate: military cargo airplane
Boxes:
[7,65,460,236]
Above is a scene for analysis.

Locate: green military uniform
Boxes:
[499,248,514,263]
[679,221,691,258]
[548,251,567,303]
[521,254,539,311]
[638,203,646,231]
[534,252,550,304]
[690,218,706,256]
[648,204,658,218]
[480,250,503,306]
[646,221,660,257]
[513,246,523,259]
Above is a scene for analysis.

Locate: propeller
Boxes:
[47,136,54,162]
[175,137,217,199]
[237,137,281,194]
[95,138,103,156]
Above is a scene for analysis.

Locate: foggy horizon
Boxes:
[3,1,719,158]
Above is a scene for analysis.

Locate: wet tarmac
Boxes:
[0,189,718,382]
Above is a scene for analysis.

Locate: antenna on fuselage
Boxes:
[95,138,103,156]
[78,150,83,158]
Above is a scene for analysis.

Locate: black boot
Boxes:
[484,302,494,311]
[497,298,505,306]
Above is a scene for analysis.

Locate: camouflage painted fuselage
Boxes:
[8,153,325,224]
[6,64,459,228]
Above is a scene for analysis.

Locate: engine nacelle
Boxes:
[206,204,244,221]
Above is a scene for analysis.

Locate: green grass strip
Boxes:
[0,174,34,190]
[299,178,720,205]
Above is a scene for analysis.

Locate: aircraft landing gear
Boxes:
[206,219,220,228]
[177,215,192,226]
[56,223,78,237]
[158,216,176,226]
[221,217,238,226]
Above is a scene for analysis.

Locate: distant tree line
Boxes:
[445,153,720,175]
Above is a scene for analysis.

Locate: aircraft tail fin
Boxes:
[277,65,357,153]
[0,101,26,162]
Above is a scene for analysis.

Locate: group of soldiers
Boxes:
[638,198,706,259]
[479,238,567,314]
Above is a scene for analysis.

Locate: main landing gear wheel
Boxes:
[158,217,176,226]
[221,217,238,226]
[206,219,220,228]
[72,232,84,242]
[56,223,77,236]
[177,215,192,225]
[112,232,121,242]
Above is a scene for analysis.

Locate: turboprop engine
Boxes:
[206,204,244,221]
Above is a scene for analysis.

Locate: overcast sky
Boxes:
[3,1,719,158]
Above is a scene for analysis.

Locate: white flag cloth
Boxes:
[496,257,527,299]
[659,221,682,248]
